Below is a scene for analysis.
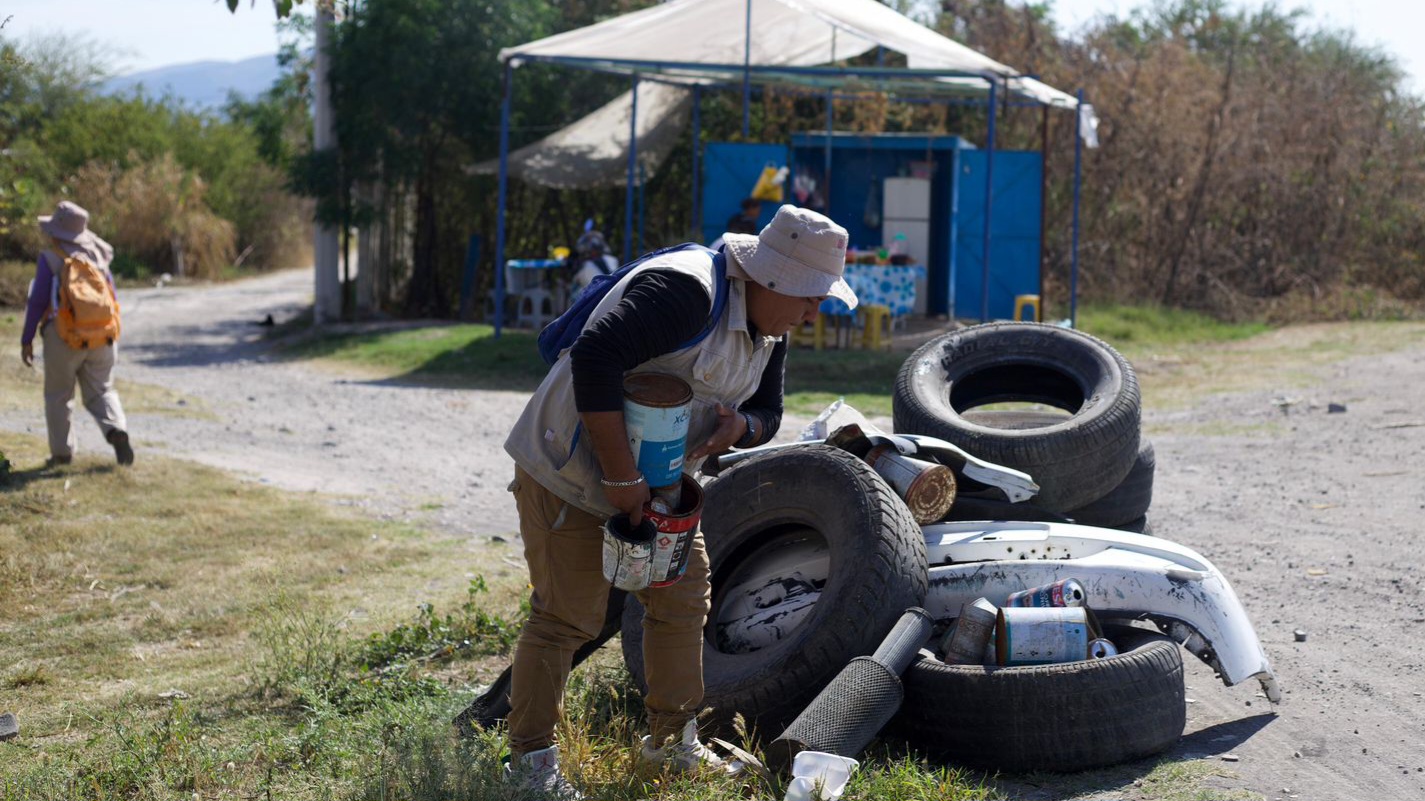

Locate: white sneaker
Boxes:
[504,745,584,800]
[638,718,738,774]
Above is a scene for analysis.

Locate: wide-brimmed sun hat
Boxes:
[723,204,857,309]
[38,200,97,245]
[38,200,114,269]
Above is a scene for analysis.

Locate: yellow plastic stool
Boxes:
[859,304,892,349]
[792,313,829,350]
[1013,294,1041,322]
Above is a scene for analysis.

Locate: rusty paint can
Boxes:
[866,445,957,524]
[643,473,703,588]
[940,597,998,665]
[1005,578,1086,609]
[601,514,656,592]
[995,606,1091,665]
[1088,638,1119,659]
[624,373,693,507]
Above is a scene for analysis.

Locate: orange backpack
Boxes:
[47,249,121,349]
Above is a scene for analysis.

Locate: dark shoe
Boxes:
[107,430,134,466]
[45,455,73,468]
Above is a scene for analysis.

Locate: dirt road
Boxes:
[4,270,1421,799]
[1,268,532,536]
[1132,337,1425,801]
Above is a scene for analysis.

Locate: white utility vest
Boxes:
[504,249,779,518]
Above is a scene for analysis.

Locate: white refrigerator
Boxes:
[882,177,932,316]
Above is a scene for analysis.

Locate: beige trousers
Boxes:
[506,466,711,756]
[41,322,127,460]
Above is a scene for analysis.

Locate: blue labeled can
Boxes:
[994,606,1090,666]
[624,373,693,501]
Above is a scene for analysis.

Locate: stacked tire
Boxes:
[889,323,1183,771]
[892,322,1154,532]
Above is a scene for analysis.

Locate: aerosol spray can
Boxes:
[940,597,998,665]
[1005,578,1087,609]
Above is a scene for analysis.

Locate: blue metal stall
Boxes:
[752,132,1044,320]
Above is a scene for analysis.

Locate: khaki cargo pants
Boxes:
[506,466,711,756]
[42,321,127,460]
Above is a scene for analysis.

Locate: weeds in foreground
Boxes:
[4,572,999,801]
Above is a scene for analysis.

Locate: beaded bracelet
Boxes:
[599,474,646,488]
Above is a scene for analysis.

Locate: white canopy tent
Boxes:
[500,0,1077,106]
[487,0,1092,334]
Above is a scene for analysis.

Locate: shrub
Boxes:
[68,153,237,279]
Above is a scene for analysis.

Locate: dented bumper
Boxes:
[921,520,1281,702]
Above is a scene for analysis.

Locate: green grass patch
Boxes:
[1075,304,1269,351]
[278,323,548,391]
[278,321,908,417]
[784,346,906,418]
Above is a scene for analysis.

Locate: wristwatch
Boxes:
[735,411,758,448]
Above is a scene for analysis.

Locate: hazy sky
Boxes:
[2,0,1419,94]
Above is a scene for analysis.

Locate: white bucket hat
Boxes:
[724,205,857,309]
[38,200,114,269]
[38,200,96,245]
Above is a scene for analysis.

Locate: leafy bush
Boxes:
[70,153,237,279]
[0,32,311,276]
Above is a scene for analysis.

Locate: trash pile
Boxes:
[940,579,1120,668]
[458,322,1281,785]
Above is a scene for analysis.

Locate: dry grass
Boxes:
[68,153,237,279]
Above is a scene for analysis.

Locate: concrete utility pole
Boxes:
[312,3,341,323]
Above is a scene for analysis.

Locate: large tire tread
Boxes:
[893,323,1141,511]
[894,625,1184,772]
[623,445,927,737]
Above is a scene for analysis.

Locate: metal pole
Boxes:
[638,163,646,254]
[692,85,702,241]
[1038,103,1049,320]
[980,78,997,323]
[1071,88,1084,329]
[312,3,340,324]
[625,73,639,262]
[742,0,752,138]
[824,90,833,212]
[494,60,513,338]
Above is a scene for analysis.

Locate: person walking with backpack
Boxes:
[19,201,133,467]
[498,205,857,798]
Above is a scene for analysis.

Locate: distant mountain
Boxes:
[102,54,282,110]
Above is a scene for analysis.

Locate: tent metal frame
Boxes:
[493,47,1086,335]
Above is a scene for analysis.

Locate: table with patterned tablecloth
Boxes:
[821,263,925,317]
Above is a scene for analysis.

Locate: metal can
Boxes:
[994,606,1091,665]
[601,514,655,592]
[624,373,693,507]
[642,473,703,588]
[940,597,998,665]
[1088,638,1119,659]
[865,445,957,524]
[1005,578,1086,609]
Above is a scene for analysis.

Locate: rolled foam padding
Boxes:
[870,607,934,675]
[767,656,904,774]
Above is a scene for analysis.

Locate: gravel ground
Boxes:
[5,268,1422,799]
[0,268,533,536]
[1134,341,1425,801]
